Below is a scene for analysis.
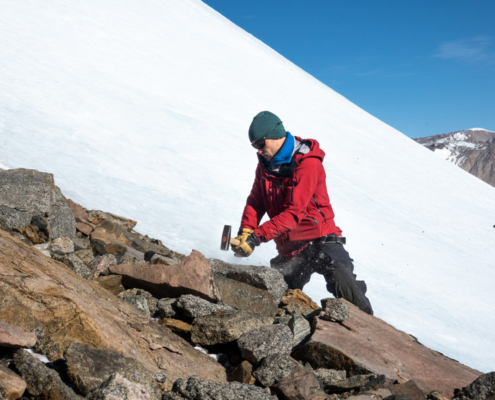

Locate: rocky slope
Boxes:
[413,129,495,188]
[0,167,493,400]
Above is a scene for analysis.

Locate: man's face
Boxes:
[254,137,286,162]
[253,138,286,161]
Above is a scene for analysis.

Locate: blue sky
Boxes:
[202,0,495,138]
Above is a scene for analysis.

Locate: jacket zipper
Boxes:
[313,195,327,223]
[305,213,318,225]
[274,182,282,213]
[291,181,294,203]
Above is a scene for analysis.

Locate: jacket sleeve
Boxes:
[254,158,321,242]
[240,165,266,231]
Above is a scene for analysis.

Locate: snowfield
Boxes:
[1,0,494,372]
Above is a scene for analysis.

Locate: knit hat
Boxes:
[249,111,286,143]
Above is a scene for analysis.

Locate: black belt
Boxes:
[313,234,346,245]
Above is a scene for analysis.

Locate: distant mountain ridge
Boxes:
[414,128,495,188]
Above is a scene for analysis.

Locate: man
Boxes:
[232,111,373,315]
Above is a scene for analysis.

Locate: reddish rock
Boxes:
[76,222,94,236]
[0,364,26,400]
[294,301,481,398]
[228,360,256,384]
[109,250,220,302]
[272,365,325,400]
[0,321,37,349]
[91,221,132,248]
[0,229,225,384]
[67,199,89,222]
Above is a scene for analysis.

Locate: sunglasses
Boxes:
[251,121,283,150]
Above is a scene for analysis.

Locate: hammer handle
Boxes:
[230,238,240,246]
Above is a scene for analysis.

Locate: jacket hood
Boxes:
[293,137,325,163]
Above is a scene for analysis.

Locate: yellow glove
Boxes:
[232,228,255,257]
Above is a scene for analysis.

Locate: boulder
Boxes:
[320,298,350,322]
[191,310,273,346]
[122,295,151,317]
[381,380,427,400]
[323,373,378,394]
[90,221,133,249]
[86,372,152,400]
[283,303,320,321]
[209,258,288,303]
[64,342,161,399]
[73,236,91,251]
[76,221,94,236]
[0,364,26,400]
[97,275,125,295]
[67,199,89,222]
[110,250,220,302]
[170,375,274,400]
[151,253,179,265]
[280,289,320,310]
[272,365,325,400]
[228,361,256,384]
[288,314,311,348]
[53,253,93,280]
[0,229,226,384]
[175,294,234,318]
[13,349,83,400]
[313,368,347,389]
[214,273,277,317]
[237,324,293,364]
[252,354,299,387]
[87,210,137,232]
[33,243,51,257]
[0,321,37,349]
[122,230,171,255]
[458,372,495,400]
[0,168,76,239]
[75,249,94,265]
[13,224,45,244]
[292,301,481,397]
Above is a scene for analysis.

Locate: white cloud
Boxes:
[435,36,493,63]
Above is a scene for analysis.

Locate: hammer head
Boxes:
[220,225,232,251]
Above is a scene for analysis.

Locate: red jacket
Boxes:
[241,137,342,258]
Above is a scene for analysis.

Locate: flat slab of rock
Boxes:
[237,324,293,364]
[0,321,37,349]
[0,229,225,384]
[213,273,277,317]
[191,310,273,346]
[209,258,288,303]
[294,301,481,397]
[110,250,220,302]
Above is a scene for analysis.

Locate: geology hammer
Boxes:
[220,225,240,250]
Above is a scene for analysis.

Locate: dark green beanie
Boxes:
[249,111,286,142]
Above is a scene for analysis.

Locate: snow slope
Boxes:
[1,0,494,372]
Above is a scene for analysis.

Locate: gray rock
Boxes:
[274,315,292,325]
[321,298,350,322]
[75,248,95,265]
[288,314,311,348]
[460,372,495,400]
[171,375,273,400]
[191,310,273,346]
[283,302,320,321]
[64,342,161,399]
[314,368,347,388]
[123,295,151,317]
[33,242,51,257]
[272,365,325,399]
[53,253,93,279]
[49,236,75,255]
[13,349,83,400]
[214,273,278,317]
[117,254,147,265]
[0,169,76,239]
[87,372,154,400]
[253,354,299,387]
[209,258,288,303]
[237,324,293,364]
[162,392,187,400]
[157,298,177,319]
[73,236,91,251]
[175,294,234,318]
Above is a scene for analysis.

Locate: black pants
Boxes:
[271,241,373,315]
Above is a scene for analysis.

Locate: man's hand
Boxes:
[232,228,260,257]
